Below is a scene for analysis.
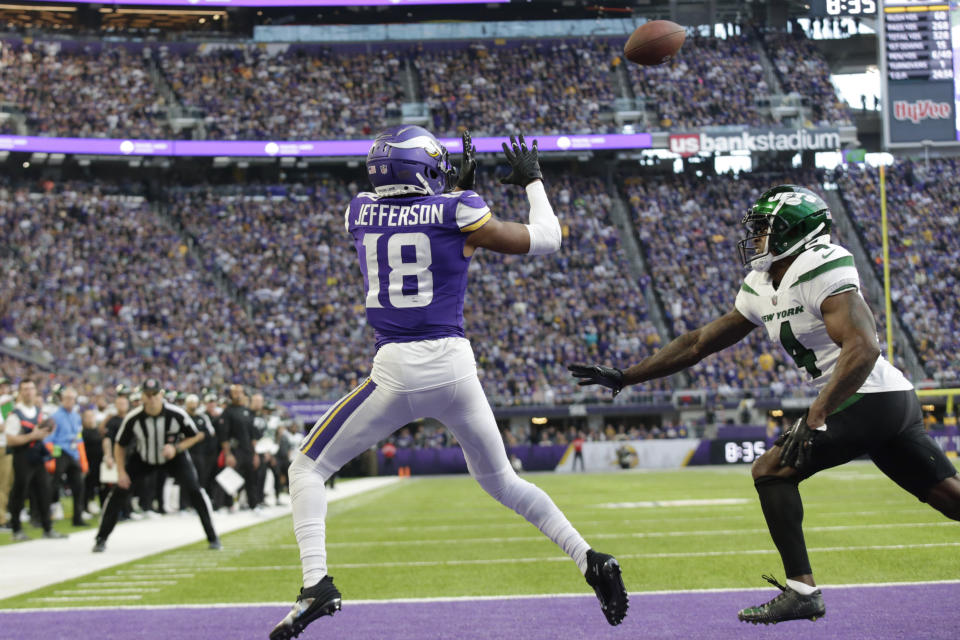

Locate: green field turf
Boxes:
[2,460,958,609]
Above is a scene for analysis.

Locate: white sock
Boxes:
[289,454,329,588]
[786,578,818,595]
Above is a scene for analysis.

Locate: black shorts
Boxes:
[781,390,957,500]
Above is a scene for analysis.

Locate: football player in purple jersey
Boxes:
[270,126,628,640]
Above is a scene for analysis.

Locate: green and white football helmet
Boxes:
[738,185,832,272]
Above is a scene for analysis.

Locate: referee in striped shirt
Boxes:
[93,379,221,552]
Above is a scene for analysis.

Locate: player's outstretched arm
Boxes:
[569,309,756,394]
[466,134,560,256]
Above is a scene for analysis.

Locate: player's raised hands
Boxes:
[500,134,543,187]
[568,363,625,397]
[455,130,477,191]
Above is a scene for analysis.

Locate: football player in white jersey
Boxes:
[570,185,960,625]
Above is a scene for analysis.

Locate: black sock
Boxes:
[754,475,812,578]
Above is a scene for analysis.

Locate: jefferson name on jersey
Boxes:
[352,202,445,227]
[345,189,491,348]
[735,240,912,392]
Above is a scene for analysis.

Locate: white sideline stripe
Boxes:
[6,579,960,613]
[81,581,179,587]
[598,498,750,508]
[0,476,400,601]
[327,506,928,535]
[181,541,960,571]
[54,588,162,595]
[27,595,144,603]
[220,520,956,550]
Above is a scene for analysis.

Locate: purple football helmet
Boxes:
[366,125,457,196]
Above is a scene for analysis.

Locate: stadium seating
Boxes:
[414,40,619,137]
[1,30,856,140]
[623,170,824,396]
[164,172,664,404]
[157,46,405,140]
[0,40,169,138]
[627,34,769,129]
[0,183,260,395]
[835,159,960,386]
[761,31,853,126]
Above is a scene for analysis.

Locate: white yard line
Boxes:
[0,476,399,601]
[208,520,954,550]
[171,540,959,571]
[5,579,960,613]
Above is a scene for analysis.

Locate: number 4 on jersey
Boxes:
[362,232,434,309]
[779,320,822,379]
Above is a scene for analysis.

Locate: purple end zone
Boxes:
[0,583,955,640]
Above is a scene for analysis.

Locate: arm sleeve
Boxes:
[523,181,561,255]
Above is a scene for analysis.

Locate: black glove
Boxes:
[455,130,477,191]
[500,134,543,187]
[778,411,814,471]
[568,363,625,397]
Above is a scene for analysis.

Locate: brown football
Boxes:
[623,20,686,66]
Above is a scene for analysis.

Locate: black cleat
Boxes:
[584,549,628,626]
[92,538,106,553]
[269,576,342,640]
[208,539,223,551]
[738,575,826,625]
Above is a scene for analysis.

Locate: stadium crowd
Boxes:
[163,172,664,405]
[623,170,826,396]
[835,158,960,386]
[0,40,169,138]
[629,34,768,129]
[1,28,855,140]
[414,40,619,137]
[0,181,262,395]
[5,159,956,409]
[158,46,405,141]
[761,30,853,126]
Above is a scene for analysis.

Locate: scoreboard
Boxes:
[880,0,960,146]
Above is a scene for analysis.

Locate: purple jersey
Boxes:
[345,190,492,348]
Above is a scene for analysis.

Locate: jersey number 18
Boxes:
[362,232,434,309]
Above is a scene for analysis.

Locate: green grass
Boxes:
[2,460,958,609]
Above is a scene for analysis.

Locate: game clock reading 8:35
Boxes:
[709,439,768,464]
[809,0,877,17]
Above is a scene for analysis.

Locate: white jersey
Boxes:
[735,241,913,393]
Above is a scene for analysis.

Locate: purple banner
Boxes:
[280,400,334,425]
[377,444,567,476]
[27,0,508,6]
[0,133,652,157]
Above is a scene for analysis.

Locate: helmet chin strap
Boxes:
[750,223,826,273]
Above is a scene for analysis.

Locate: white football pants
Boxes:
[290,337,590,587]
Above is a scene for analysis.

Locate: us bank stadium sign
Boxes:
[667,128,846,157]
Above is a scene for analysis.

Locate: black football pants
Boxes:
[97,453,218,543]
[50,453,85,525]
[8,451,52,534]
